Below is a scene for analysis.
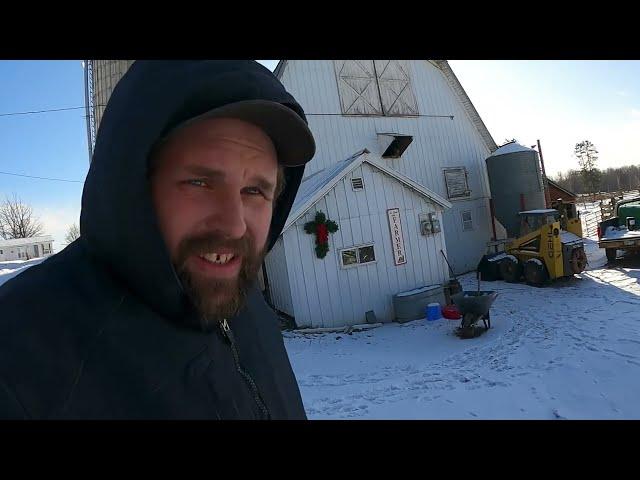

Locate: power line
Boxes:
[0,106,86,117]
[0,105,109,118]
[0,104,454,119]
[0,171,83,183]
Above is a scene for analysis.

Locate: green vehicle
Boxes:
[598,197,640,262]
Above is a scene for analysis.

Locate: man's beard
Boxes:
[173,231,267,331]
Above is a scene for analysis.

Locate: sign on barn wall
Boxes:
[387,208,407,266]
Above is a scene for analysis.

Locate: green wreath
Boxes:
[304,211,339,259]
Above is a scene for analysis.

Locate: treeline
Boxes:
[552,164,640,194]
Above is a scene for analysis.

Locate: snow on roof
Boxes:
[289,150,369,218]
[489,142,536,157]
[0,235,54,247]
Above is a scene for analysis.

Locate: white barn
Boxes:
[264,150,452,329]
[274,60,498,275]
[0,236,54,262]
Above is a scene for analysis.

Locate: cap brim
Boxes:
[172,99,316,167]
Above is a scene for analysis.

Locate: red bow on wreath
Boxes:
[304,211,339,259]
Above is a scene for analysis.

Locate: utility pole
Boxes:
[537,139,552,207]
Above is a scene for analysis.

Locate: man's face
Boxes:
[150,117,278,328]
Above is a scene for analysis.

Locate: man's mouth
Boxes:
[199,252,236,265]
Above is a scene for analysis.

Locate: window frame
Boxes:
[461,210,474,231]
[443,167,471,200]
[338,243,377,269]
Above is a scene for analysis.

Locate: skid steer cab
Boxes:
[478,207,587,287]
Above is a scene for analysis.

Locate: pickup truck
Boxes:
[598,196,640,262]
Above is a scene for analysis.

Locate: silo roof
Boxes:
[489,142,536,157]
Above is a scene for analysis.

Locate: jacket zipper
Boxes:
[219,318,271,419]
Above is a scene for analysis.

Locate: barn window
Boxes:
[340,244,376,268]
[378,133,414,159]
[358,245,376,263]
[335,60,419,117]
[351,177,364,191]
[443,167,471,199]
[462,211,474,231]
[374,60,419,116]
[341,249,358,266]
[334,60,383,115]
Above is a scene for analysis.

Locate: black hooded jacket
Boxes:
[0,61,308,419]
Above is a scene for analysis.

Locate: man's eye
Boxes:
[187,179,208,187]
[243,186,265,196]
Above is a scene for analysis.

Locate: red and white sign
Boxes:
[387,208,407,266]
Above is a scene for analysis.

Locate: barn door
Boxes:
[334,60,383,115]
[374,60,419,116]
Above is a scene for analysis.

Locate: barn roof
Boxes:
[0,235,54,247]
[283,149,452,233]
[546,178,578,198]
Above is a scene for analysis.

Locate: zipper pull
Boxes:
[219,318,235,345]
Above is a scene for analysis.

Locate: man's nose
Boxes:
[202,190,247,240]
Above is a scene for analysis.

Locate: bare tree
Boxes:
[0,194,44,239]
[65,223,80,244]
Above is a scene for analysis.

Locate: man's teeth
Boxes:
[201,253,235,264]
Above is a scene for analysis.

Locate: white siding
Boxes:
[0,236,54,262]
[280,60,494,273]
[285,163,449,329]
[263,236,293,316]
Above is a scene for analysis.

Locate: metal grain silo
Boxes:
[84,60,135,161]
[486,142,545,237]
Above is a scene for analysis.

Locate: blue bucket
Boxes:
[426,303,441,321]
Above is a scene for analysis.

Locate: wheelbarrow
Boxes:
[450,291,498,339]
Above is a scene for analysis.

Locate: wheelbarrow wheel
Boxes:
[499,256,522,283]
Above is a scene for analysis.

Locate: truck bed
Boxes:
[599,226,640,249]
[601,226,640,240]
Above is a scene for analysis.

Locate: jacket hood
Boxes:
[80,60,311,320]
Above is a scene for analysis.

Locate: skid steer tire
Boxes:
[524,259,549,287]
[606,248,617,263]
[499,257,522,283]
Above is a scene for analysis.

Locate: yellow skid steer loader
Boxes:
[478,202,587,286]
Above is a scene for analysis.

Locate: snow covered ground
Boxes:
[2,225,639,419]
[0,257,46,287]
[285,237,640,419]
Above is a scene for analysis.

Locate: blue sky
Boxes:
[0,60,88,249]
[1,60,638,249]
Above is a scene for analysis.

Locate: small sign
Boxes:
[387,208,407,266]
